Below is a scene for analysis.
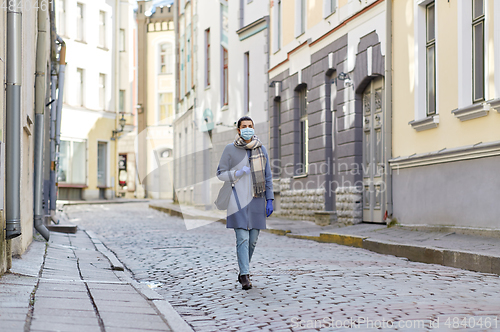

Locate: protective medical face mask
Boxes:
[240,128,254,140]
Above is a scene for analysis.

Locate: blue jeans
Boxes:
[234,228,260,275]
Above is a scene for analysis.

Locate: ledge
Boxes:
[389,140,500,169]
[489,98,500,112]
[293,173,308,179]
[408,115,439,132]
[452,102,489,121]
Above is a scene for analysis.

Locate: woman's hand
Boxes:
[266,199,273,217]
[235,165,251,178]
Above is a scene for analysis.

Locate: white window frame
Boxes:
[414,0,438,121]
[76,68,84,107]
[458,0,491,109]
[58,138,88,185]
[99,73,106,110]
[295,0,306,37]
[298,87,308,175]
[158,92,174,125]
[323,0,337,18]
[244,52,250,113]
[119,29,126,52]
[159,43,173,74]
[57,0,66,36]
[272,0,282,53]
[99,11,106,48]
[76,3,85,42]
[472,0,485,103]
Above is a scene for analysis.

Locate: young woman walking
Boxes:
[216,116,274,290]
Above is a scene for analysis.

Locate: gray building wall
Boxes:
[393,156,500,228]
[269,31,386,223]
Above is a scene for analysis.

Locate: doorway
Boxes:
[362,77,384,223]
[97,141,108,199]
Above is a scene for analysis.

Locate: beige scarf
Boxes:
[233,134,266,197]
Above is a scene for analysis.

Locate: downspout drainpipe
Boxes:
[33,3,50,241]
[5,5,22,239]
[54,36,66,194]
[50,35,65,218]
[49,67,57,216]
[384,0,393,221]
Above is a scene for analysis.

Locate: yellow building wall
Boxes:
[307,0,323,30]
[283,0,295,46]
[392,0,500,158]
[86,117,117,192]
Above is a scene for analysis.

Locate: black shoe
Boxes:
[240,274,252,290]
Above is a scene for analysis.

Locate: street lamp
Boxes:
[111,113,126,140]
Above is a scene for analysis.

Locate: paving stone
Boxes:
[65,202,500,332]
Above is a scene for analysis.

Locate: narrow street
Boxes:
[66,203,500,331]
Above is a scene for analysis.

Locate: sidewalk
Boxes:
[149,200,500,276]
[0,229,193,332]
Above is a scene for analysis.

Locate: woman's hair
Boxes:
[237,116,254,128]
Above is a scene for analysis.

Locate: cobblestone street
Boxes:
[67,203,500,331]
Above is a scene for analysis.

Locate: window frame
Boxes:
[223,47,229,106]
[119,29,126,52]
[58,139,87,185]
[99,11,106,48]
[99,73,106,110]
[76,68,84,107]
[298,87,308,175]
[76,3,85,42]
[472,0,485,103]
[206,29,211,87]
[425,2,436,116]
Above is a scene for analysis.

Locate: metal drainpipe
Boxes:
[384,0,393,221]
[54,37,66,182]
[5,5,22,239]
[50,35,66,219]
[33,3,50,241]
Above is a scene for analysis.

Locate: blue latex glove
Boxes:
[235,165,251,178]
[266,199,274,217]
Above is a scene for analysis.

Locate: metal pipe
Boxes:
[33,3,50,241]
[384,0,393,221]
[49,71,57,213]
[5,5,22,239]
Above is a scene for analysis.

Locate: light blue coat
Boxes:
[216,143,274,229]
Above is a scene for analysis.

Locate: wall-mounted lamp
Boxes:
[111,113,127,140]
[331,72,353,88]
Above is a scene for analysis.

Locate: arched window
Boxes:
[159,43,173,74]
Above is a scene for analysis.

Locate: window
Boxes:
[57,0,66,36]
[330,0,336,14]
[277,0,281,49]
[119,90,125,113]
[99,74,105,110]
[76,3,84,41]
[119,29,125,52]
[472,0,484,103]
[206,29,211,86]
[298,87,308,174]
[180,44,185,96]
[76,68,84,106]
[276,99,282,173]
[425,2,436,115]
[187,36,191,89]
[160,43,173,74]
[99,11,105,47]
[58,140,87,184]
[159,93,174,124]
[301,0,306,34]
[244,52,250,113]
[223,47,228,106]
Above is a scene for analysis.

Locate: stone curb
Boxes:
[59,199,150,206]
[149,203,500,276]
[83,229,194,332]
